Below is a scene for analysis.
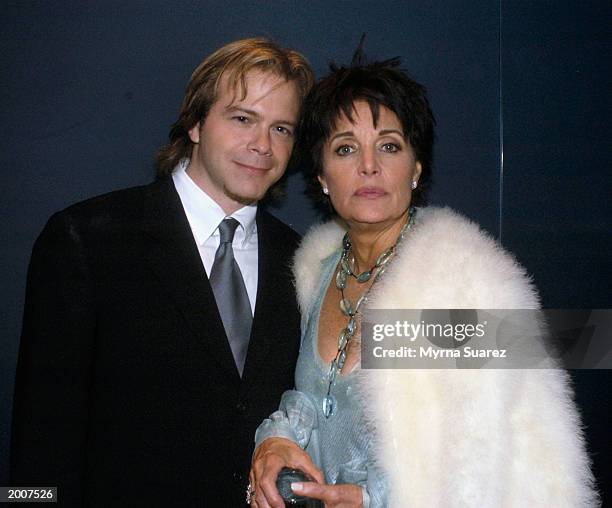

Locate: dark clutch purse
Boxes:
[276,468,324,507]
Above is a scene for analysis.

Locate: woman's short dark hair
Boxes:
[298,51,435,206]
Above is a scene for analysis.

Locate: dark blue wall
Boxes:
[1,0,610,498]
[501,1,611,497]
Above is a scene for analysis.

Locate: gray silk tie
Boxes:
[209,217,253,376]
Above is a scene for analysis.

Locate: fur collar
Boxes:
[294,207,539,314]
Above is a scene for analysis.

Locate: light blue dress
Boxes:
[255,251,388,508]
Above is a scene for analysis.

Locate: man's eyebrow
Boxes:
[225,106,296,127]
[278,119,297,127]
[225,106,261,118]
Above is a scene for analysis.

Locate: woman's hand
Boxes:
[292,482,363,508]
[250,437,324,508]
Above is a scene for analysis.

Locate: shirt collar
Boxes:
[172,159,257,246]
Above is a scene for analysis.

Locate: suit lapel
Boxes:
[241,211,280,384]
[140,178,241,382]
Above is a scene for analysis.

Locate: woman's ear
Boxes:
[413,161,422,184]
[318,175,329,195]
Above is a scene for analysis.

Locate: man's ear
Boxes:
[188,122,201,144]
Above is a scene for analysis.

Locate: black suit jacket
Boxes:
[10,178,302,507]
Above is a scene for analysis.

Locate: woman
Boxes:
[249,53,598,507]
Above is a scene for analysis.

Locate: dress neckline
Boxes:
[312,250,359,380]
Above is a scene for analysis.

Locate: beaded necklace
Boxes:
[322,207,417,418]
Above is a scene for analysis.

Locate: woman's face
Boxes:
[319,101,422,229]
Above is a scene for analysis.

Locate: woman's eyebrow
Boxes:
[378,129,403,137]
[329,131,353,143]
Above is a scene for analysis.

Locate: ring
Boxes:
[246,482,254,505]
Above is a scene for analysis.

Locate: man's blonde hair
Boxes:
[156,37,314,177]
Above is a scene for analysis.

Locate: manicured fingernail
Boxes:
[291,482,303,492]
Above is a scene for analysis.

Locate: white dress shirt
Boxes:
[172,159,258,315]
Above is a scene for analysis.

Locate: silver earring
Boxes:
[411,181,417,190]
[323,187,329,195]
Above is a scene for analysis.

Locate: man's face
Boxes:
[187,70,300,214]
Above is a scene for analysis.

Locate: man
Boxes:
[10,38,314,507]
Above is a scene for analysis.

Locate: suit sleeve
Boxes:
[10,211,95,506]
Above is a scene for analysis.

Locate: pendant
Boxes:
[338,329,349,350]
[337,349,347,369]
[342,233,351,251]
[355,294,368,311]
[376,249,395,267]
[322,394,336,418]
[336,269,347,289]
[322,209,417,422]
[328,359,338,384]
[340,298,353,316]
[346,316,356,335]
[356,270,372,283]
[341,257,352,276]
